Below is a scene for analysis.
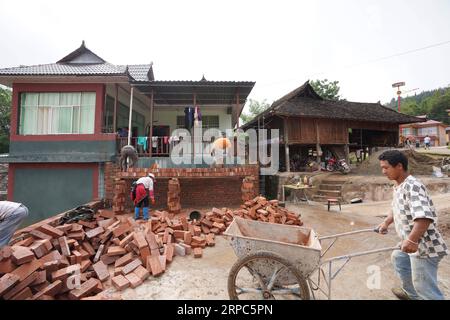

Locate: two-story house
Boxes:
[0,42,256,224]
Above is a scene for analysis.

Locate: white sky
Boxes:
[1,0,449,111]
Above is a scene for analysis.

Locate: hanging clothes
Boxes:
[137,136,148,152]
[184,107,194,130]
[194,106,201,127]
[152,136,158,148]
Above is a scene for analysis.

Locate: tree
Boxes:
[310,79,342,100]
[428,89,450,125]
[240,99,271,124]
[0,87,12,153]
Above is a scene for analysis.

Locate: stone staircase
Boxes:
[313,179,345,203]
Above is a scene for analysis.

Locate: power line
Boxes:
[257,39,450,88]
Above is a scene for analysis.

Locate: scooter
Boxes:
[326,157,351,174]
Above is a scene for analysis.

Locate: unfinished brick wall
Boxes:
[104,162,120,204]
[115,166,259,210]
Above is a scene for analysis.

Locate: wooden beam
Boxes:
[283,117,290,172]
[149,90,154,157]
[315,120,321,168]
[113,84,118,133]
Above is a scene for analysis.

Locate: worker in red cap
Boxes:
[131,173,156,220]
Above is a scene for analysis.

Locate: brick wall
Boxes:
[114,165,259,210]
[104,162,119,205]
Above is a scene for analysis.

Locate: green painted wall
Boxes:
[10,140,116,155]
[13,168,94,226]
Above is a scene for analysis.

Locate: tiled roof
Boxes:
[242,81,424,129]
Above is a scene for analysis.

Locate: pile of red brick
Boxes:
[0,206,224,300]
[0,196,301,300]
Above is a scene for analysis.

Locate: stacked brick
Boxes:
[112,179,127,214]
[120,165,259,178]
[1,195,302,300]
[241,176,257,202]
[104,162,120,205]
[232,196,303,226]
[167,178,181,214]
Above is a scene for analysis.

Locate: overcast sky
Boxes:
[1,0,449,110]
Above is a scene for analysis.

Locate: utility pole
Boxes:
[392,81,405,112]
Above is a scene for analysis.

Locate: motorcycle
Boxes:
[326,157,351,174]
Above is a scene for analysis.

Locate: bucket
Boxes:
[189,210,202,221]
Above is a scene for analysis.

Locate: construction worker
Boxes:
[119,145,138,172]
[211,132,231,167]
[377,150,448,300]
[0,201,29,247]
[132,173,156,221]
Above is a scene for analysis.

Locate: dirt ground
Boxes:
[97,194,450,300]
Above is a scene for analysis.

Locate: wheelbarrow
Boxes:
[223,217,398,300]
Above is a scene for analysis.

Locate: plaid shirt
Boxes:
[392,175,449,258]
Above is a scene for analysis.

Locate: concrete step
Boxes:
[319,184,343,191]
[317,190,342,197]
[313,194,344,202]
[321,180,346,185]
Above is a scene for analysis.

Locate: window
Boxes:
[19,92,96,134]
[176,115,219,129]
[116,103,145,136]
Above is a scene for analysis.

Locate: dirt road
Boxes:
[103,196,450,300]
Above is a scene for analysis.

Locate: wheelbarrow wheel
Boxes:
[228,251,310,300]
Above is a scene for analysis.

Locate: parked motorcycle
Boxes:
[326,157,351,174]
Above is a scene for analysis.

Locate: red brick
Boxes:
[32,280,62,299]
[85,226,105,239]
[0,259,15,274]
[193,248,203,258]
[121,258,142,275]
[183,232,192,245]
[119,232,134,247]
[2,271,39,300]
[98,209,115,219]
[107,246,127,256]
[145,232,159,250]
[125,273,142,289]
[92,261,110,282]
[10,287,33,300]
[140,247,151,262]
[93,244,105,263]
[51,264,81,282]
[101,254,119,265]
[114,252,133,268]
[80,260,92,273]
[164,244,174,263]
[146,256,163,277]
[38,250,62,264]
[78,220,97,229]
[31,270,47,286]
[112,275,130,291]
[30,229,53,241]
[58,236,71,257]
[133,265,150,282]
[68,277,99,300]
[133,232,149,249]
[11,246,34,265]
[11,258,41,281]
[113,224,132,238]
[38,224,65,238]
[0,273,21,297]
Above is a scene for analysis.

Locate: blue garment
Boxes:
[143,207,149,220]
[134,207,140,220]
[137,136,148,152]
[0,205,28,247]
[184,106,194,130]
[391,249,445,300]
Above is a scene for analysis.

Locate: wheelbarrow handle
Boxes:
[319,227,386,240]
